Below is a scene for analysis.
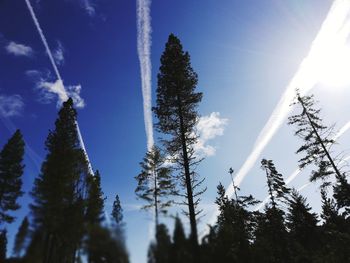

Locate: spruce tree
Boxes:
[148,224,172,263]
[289,92,350,212]
[153,33,205,262]
[12,216,29,257]
[318,188,350,262]
[0,130,25,224]
[111,194,123,226]
[254,159,290,263]
[171,216,190,263]
[30,98,89,263]
[213,183,258,263]
[86,170,105,225]
[135,145,175,228]
[286,190,318,262]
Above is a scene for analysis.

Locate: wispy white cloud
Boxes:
[0,95,24,117]
[137,0,154,151]
[81,0,96,16]
[195,112,228,157]
[37,79,85,108]
[53,41,65,66]
[6,41,33,57]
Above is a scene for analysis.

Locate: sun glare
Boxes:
[314,44,350,87]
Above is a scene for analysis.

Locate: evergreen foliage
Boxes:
[0,130,25,224]
[135,145,175,227]
[0,229,7,262]
[30,98,89,263]
[12,216,29,257]
[153,33,205,262]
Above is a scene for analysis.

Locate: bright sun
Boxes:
[312,42,350,88]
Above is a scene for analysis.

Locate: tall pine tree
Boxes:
[153,33,205,262]
[0,130,25,224]
[30,98,89,263]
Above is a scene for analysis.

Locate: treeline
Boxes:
[0,99,129,262]
[0,33,349,263]
[135,34,350,263]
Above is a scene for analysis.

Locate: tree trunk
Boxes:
[298,96,342,179]
[177,98,200,263]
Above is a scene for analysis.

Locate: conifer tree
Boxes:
[213,183,258,263]
[153,33,205,262]
[289,92,350,211]
[86,170,105,225]
[318,188,350,262]
[85,170,105,263]
[148,224,172,263]
[30,98,89,263]
[135,146,175,228]
[0,229,7,262]
[254,159,290,263]
[111,194,123,226]
[0,130,25,224]
[286,190,318,262]
[12,216,29,257]
[171,216,190,263]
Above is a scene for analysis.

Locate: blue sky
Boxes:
[2,0,350,262]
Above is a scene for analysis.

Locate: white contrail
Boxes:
[24,0,93,175]
[24,0,62,81]
[205,0,350,228]
[137,0,154,151]
[225,0,350,199]
[333,120,350,141]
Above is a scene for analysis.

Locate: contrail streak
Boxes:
[24,0,62,81]
[205,0,350,228]
[225,0,350,199]
[24,0,93,175]
[137,0,154,151]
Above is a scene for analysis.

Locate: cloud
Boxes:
[0,95,24,117]
[194,112,228,157]
[137,0,154,151]
[36,79,85,108]
[53,41,65,66]
[6,41,33,57]
[81,0,96,16]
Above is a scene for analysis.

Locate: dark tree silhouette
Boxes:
[148,224,172,263]
[254,159,290,263]
[86,170,105,225]
[0,130,25,225]
[30,98,89,263]
[12,216,29,257]
[289,92,350,212]
[111,194,123,226]
[261,159,290,209]
[0,229,7,262]
[286,190,319,262]
[135,146,175,228]
[153,33,205,262]
[171,216,190,263]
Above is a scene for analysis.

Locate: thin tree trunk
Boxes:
[177,100,200,263]
[298,96,342,179]
[154,169,159,230]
